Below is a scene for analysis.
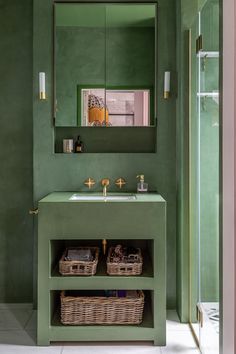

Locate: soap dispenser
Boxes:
[136,175,148,193]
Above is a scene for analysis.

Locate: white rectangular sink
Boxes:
[70,194,137,201]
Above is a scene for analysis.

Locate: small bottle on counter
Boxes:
[136,174,148,193]
[74,135,84,153]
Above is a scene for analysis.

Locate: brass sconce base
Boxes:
[39,92,46,100]
[164,91,170,99]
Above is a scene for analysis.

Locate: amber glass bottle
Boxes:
[74,135,84,153]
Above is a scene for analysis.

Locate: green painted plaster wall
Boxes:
[0,0,33,302]
[0,0,176,306]
[56,3,156,27]
[0,0,219,312]
[176,0,190,321]
[0,0,178,308]
[55,26,155,126]
[181,0,207,29]
[33,0,177,308]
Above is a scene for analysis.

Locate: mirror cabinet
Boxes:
[54,3,157,152]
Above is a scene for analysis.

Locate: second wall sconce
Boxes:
[164,71,170,99]
[39,72,46,100]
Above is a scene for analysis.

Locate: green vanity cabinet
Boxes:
[37,192,166,346]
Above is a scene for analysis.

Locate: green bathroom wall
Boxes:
[55,26,155,126]
[56,3,156,27]
[33,0,177,308]
[0,0,33,302]
[180,0,205,29]
[1,0,217,313]
[176,0,193,322]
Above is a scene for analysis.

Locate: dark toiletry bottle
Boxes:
[74,135,84,153]
[118,290,126,297]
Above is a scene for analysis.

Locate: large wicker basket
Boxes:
[60,290,145,325]
[107,247,143,276]
[59,247,99,276]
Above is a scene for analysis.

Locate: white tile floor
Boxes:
[0,305,200,354]
[200,303,219,354]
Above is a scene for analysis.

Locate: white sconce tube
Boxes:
[164,71,170,99]
[39,72,46,100]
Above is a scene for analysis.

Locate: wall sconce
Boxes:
[39,72,46,100]
[164,71,170,99]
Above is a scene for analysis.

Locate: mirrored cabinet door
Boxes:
[54,4,106,126]
[105,4,156,126]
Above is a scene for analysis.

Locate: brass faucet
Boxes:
[101,178,110,197]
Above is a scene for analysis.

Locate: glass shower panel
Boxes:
[189,0,219,353]
[198,97,219,354]
[189,17,200,345]
[198,1,219,353]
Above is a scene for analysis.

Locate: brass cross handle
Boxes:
[29,208,39,215]
[115,177,126,189]
[84,178,96,189]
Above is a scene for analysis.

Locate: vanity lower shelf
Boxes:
[49,276,154,291]
[49,295,154,342]
[50,253,154,290]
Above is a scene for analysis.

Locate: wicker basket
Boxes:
[59,247,99,276]
[60,290,145,325]
[107,247,143,276]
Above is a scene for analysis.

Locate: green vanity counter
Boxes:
[39,192,165,203]
[37,192,166,346]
